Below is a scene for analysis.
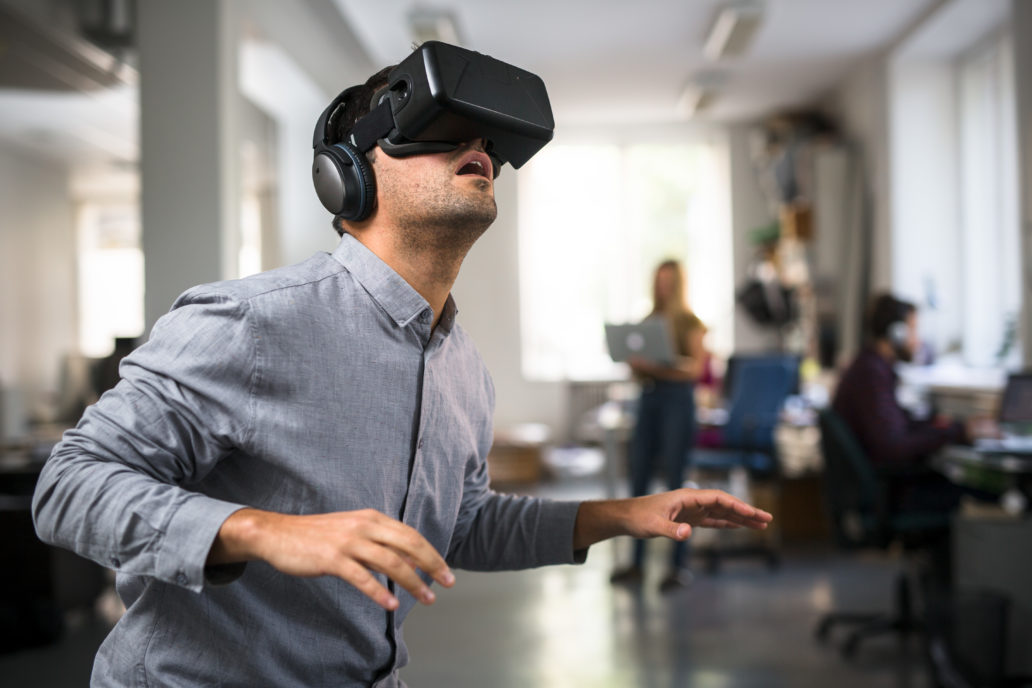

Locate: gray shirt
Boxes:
[33,233,583,687]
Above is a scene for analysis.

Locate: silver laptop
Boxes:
[605,320,675,365]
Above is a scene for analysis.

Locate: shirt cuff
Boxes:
[157,495,247,593]
[534,499,587,566]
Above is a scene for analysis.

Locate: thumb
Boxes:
[667,521,692,541]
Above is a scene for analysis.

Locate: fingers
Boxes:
[692,490,772,528]
[351,540,437,606]
[361,511,455,588]
[337,559,400,611]
[260,509,455,612]
[697,517,742,529]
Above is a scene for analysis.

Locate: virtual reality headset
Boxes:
[314,41,555,177]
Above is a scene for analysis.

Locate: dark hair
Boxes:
[866,292,916,340]
[330,65,394,236]
[331,65,394,145]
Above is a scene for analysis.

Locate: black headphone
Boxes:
[311,86,377,223]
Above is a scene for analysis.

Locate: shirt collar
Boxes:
[330,233,431,327]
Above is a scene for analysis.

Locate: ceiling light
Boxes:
[677,71,727,118]
[406,7,463,47]
[678,85,717,117]
[703,0,765,60]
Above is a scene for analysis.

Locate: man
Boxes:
[33,47,771,687]
[833,293,970,467]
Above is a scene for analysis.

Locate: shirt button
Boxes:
[175,572,189,586]
[111,557,120,568]
[420,311,430,323]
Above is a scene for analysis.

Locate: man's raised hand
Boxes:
[573,488,773,551]
[209,508,455,611]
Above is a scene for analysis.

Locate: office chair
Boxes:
[693,354,800,572]
[814,408,951,659]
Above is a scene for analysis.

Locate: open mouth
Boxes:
[456,152,493,180]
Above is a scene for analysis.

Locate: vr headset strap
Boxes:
[348,101,395,153]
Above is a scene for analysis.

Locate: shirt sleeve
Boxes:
[32,290,256,593]
[444,374,586,571]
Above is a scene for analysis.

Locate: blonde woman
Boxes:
[612,260,708,592]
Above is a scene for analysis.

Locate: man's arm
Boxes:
[573,489,773,551]
[34,292,455,611]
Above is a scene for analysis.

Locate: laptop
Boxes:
[974,372,1032,455]
[605,320,675,365]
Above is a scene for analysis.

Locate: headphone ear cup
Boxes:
[312,142,376,222]
[888,321,908,347]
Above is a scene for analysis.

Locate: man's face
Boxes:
[902,311,919,361]
[891,311,919,362]
[370,138,498,252]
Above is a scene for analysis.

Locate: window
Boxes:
[517,140,733,381]
[889,27,1021,369]
[958,33,1022,367]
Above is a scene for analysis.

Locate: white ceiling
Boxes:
[0,0,946,171]
[333,0,939,124]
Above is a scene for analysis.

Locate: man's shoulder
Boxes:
[174,252,346,309]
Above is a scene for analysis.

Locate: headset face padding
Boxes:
[312,141,375,221]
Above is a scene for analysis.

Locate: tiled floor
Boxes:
[1,479,931,687]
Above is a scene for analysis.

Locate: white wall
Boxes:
[0,142,77,434]
[239,0,374,269]
[239,39,341,268]
[823,55,895,295]
[138,0,373,330]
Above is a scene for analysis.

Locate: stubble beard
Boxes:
[384,173,498,256]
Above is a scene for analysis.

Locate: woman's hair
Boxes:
[651,259,689,316]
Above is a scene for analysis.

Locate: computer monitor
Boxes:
[998,372,1032,425]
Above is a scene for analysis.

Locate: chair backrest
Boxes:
[721,354,800,451]
[817,408,883,548]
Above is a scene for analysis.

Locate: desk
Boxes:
[931,444,1032,675]
[952,512,1032,676]
[933,445,1032,511]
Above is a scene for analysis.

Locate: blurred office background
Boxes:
[1,0,1031,686]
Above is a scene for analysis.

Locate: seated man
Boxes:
[833,293,969,466]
